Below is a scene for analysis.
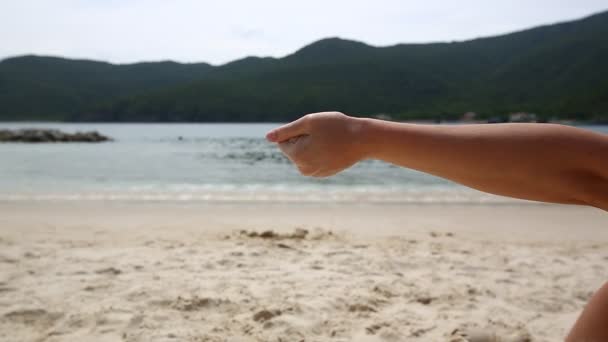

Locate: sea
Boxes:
[1,123,606,204]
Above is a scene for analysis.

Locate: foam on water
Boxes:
[0,185,520,204]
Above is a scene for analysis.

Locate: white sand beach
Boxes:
[0,202,607,342]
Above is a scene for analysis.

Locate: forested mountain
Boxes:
[1,10,607,122]
[0,57,212,120]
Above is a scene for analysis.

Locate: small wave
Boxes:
[0,186,524,204]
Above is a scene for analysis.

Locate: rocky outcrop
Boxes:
[0,129,111,143]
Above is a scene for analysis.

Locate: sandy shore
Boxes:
[0,202,607,341]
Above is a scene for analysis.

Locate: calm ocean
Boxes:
[1,123,606,204]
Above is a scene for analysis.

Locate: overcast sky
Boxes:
[1,0,606,65]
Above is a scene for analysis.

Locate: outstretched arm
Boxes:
[266,112,608,210]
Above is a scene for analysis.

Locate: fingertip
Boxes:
[266,131,278,142]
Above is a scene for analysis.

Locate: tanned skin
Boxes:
[266,112,608,341]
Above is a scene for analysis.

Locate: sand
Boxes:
[0,202,607,342]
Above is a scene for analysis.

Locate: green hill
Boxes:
[1,10,607,122]
[0,57,212,120]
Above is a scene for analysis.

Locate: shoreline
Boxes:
[1,200,606,243]
[0,186,569,205]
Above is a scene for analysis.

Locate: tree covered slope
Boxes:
[1,10,606,122]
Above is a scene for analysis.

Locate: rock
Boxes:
[0,129,111,143]
[0,130,12,141]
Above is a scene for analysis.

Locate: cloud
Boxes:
[0,0,606,64]
[231,28,264,40]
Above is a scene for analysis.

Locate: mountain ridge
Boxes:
[1,9,607,122]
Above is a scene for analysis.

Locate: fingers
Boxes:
[277,139,296,159]
[278,135,318,175]
[266,116,309,143]
[276,136,334,178]
[278,134,309,161]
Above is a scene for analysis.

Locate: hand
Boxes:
[266,112,367,177]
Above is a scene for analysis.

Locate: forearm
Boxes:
[358,119,608,209]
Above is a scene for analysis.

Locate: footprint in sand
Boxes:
[148,296,234,312]
[95,267,122,275]
[0,281,16,293]
[4,308,63,329]
[452,328,532,342]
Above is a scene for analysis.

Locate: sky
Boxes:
[1,0,606,65]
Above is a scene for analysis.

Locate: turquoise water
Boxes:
[0,123,606,203]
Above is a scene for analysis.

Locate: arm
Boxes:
[266,112,608,210]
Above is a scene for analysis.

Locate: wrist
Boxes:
[349,117,377,161]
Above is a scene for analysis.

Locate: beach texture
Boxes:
[1,202,607,342]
